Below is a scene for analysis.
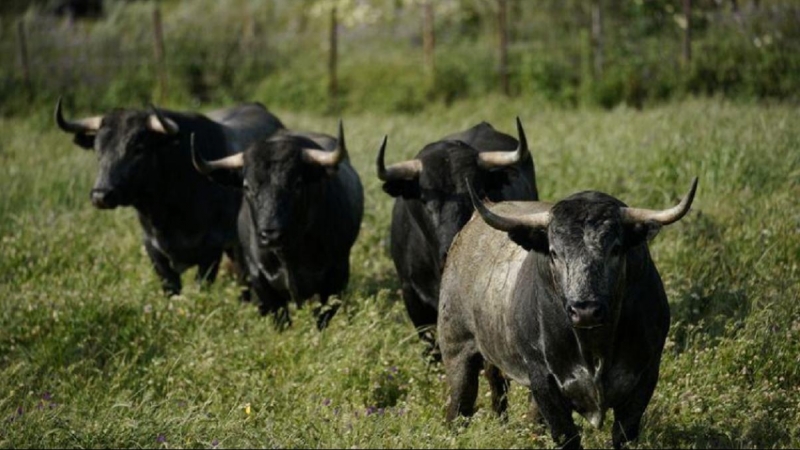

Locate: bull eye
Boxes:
[549,247,558,262]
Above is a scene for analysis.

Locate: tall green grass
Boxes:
[0,98,798,448]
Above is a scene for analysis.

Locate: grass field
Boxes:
[1,97,799,448]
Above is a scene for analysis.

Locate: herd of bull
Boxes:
[54,99,697,449]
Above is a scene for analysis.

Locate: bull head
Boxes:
[55,97,183,209]
[192,120,349,186]
[192,121,349,247]
[468,177,698,328]
[376,117,530,183]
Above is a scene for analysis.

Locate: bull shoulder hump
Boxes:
[206,104,281,155]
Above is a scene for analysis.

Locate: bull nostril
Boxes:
[567,306,578,319]
[259,229,281,246]
[90,189,115,208]
[567,302,607,327]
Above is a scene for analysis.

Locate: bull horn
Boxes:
[54,96,102,134]
[302,119,348,167]
[376,135,423,181]
[191,133,243,174]
[477,116,530,169]
[467,178,551,232]
[620,177,698,225]
[147,104,180,135]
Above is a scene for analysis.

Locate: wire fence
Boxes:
[1,0,798,114]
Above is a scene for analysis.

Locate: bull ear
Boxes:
[507,228,549,253]
[382,180,420,199]
[624,221,662,248]
[203,168,244,189]
[73,133,95,150]
[190,134,244,188]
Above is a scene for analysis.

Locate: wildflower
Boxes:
[322,398,331,406]
[244,403,251,415]
[42,392,52,401]
[211,439,219,448]
[156,434,166,444]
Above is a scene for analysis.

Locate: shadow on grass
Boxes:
[0,302,165,378]
[650,410,792,449]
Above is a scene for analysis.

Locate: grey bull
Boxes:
[438,178,698,448]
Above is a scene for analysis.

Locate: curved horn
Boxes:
[477,116,530,169]
[466,178,551,232]
[54,96,102,133]
[376,135,422,181]
[620,177,699,225]
[147,104,179,135]
[302,119,348,167]
[191,133,243,174]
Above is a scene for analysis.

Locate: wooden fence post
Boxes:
[17,20,31,95]
[152,4,167,102]
[591,0,604,78]
[329,6,338,112]
[422,1,435,83]
[498,0,509,96]
[682,0,692,67]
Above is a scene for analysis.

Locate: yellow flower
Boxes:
[244,403,251,415]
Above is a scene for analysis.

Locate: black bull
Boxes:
[55,98,285,295]
[377,119,539,351]
[438,178,697,448]
[192,121,364,330]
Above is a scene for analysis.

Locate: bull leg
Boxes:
[527,391,544,427]
[443,347,484,422]
[313,294,339,331]
[527,365,581,449]
[144,239,181,296]
[314,260,349,331]
[611,365,660,449]
[195,252,222,287]
[485,363,510,419]
[400,282,439,361]
[252,275,291,330]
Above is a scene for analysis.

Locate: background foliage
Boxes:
[0,0,799,117]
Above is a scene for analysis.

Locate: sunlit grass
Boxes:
[0,98,798,448]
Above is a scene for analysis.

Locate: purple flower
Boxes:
[16,406,23,416]
[389,366,398,373]
[42,392,52,401]
[211,439,219,448]
[156,434,166,444]
[322,398,331,406]
[365,406,376,416]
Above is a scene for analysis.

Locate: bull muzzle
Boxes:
[90,188,120,209]
[567,301,608,329]
[258,228,284,248]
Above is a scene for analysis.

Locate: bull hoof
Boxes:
[239,288,252,303]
